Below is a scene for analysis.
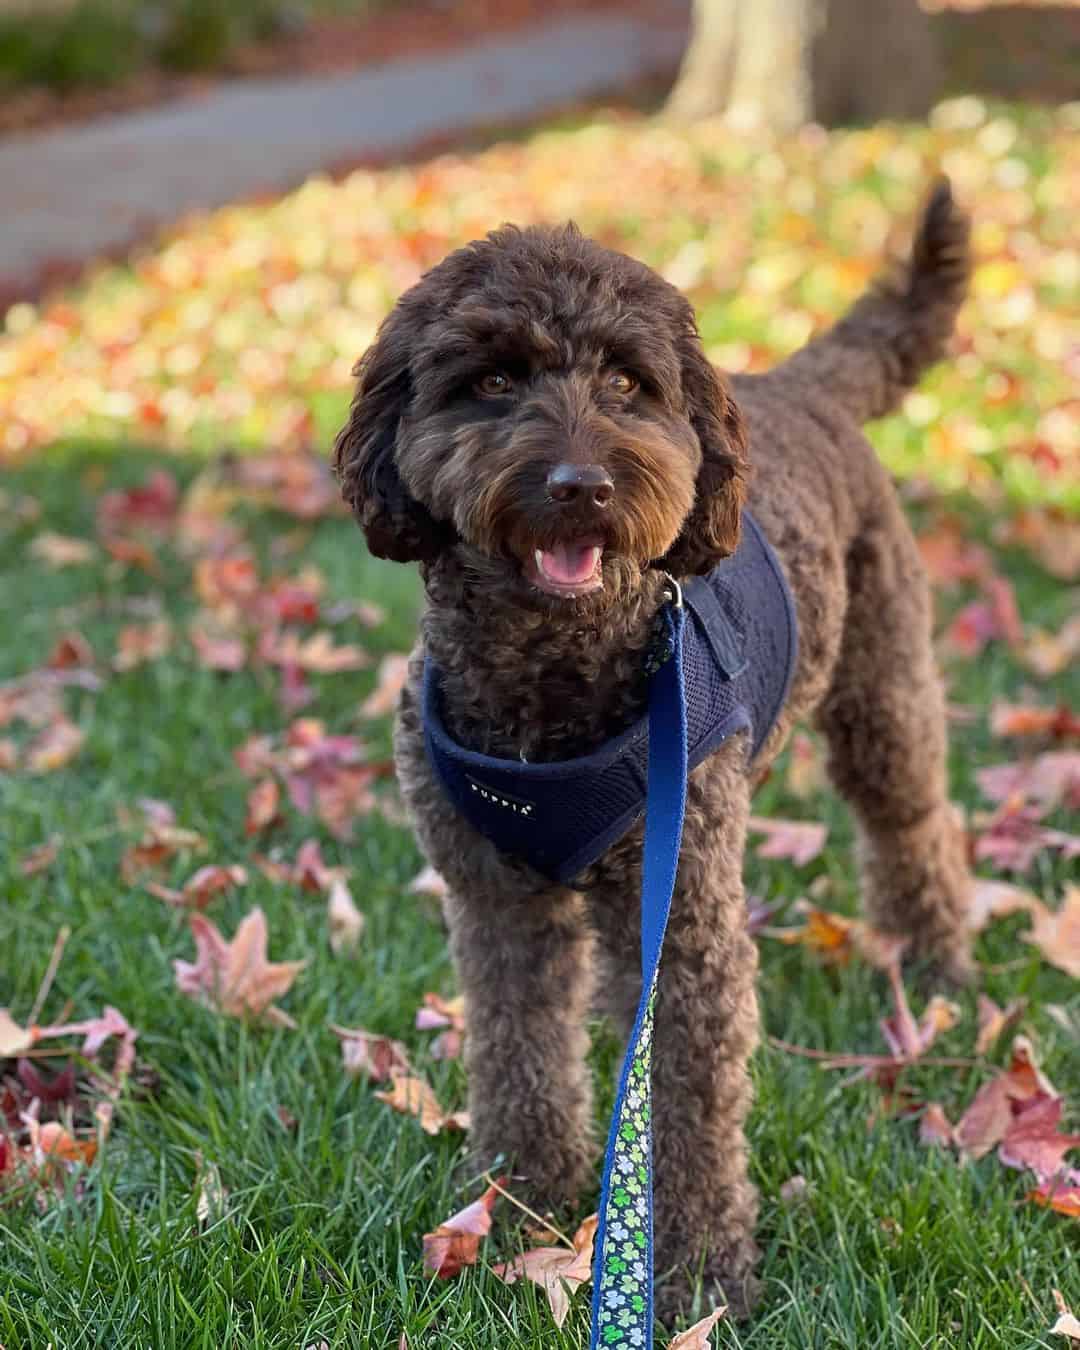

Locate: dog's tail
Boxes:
[777,179,971,424]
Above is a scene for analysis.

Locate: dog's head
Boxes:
[334,223,747,602]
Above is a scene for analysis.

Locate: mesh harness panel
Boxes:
[422,510,798,884]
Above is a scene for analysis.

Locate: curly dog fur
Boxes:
[334,181,975,1322]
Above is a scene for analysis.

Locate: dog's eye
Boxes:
[607,371,638,395]
[475,372,513,398]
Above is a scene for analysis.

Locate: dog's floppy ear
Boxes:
[660,330,749,576]
[333,313,451,564]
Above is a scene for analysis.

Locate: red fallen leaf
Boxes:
[120,821,207,884]
[330,1025,411,1081]
[189,624,247,672]
[24,717,84,773]
[148,863,247,910]
[262,576,322,625]
[667,1307,727,1347]
[421,1181,502,1279]
[173,909,305,1027]
[973,797,1080,873]
[97,470,178,536]
[1028,1173,1080,1219]
[955,1036,1057,1159]
[991,703,1080,742]
[113,620,171,671]
[361,653,410,718]
[312,766,378,840]
[47,632,94,670]
[29,532,96,567]
[492,1213,597,1327]
[999,1095,1080,1181]
[944,574,1023,659]
[919,1103,956,1148]
[747,816,827,866]
[975,994,1026,1055]
[374,1073,469,1136]
[245,778,281,836]
[19,836,60,876]
[976,751,1080,809]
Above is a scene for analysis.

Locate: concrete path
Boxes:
[0,11,685,295]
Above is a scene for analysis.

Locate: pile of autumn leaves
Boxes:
[1,461,1078,1344]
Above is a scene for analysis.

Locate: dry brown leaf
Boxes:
[1052,1290,1080,1341]
[1020,616,1080,680]
[421,1182,501,1278]
[30,532,96,567]
[113,619,171,671]
[748,816,827,866]
[374,1073,469,1136]
[0,1008,34,1056]
[919,1103,956,1148]
[193,1151,228,1226]
[975,994,1026,1055]
[331,1025,411,1081]
[24,717,84,773]
[244,778,281,836]
[327,879,365,955]
[493,1214,597,1327]
[148,863,247,909]
[667,1307,727,1347]
[1027,886,1080,979]
[360,653,410,718]
[173,908,305,1027]
[47,631,95,670]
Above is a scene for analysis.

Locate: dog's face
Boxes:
[335,224,747,603]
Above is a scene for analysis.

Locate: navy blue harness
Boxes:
[422,510,798,885]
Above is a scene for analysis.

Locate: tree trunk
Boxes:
[664,0,942,129]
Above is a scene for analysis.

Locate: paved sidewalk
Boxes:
[0,12,685,296]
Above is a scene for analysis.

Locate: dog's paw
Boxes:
[655,1234,763,1326]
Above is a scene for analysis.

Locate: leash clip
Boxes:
[660,573,683,610]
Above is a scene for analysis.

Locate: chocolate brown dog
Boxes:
[334,181,974,1320]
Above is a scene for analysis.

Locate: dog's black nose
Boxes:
[546,463,614,507]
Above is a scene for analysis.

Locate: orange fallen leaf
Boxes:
[24,717,84,773]
[493,1214,597,1326]
[1027,886,1080,980]
[113,620,171,671]
[975,994,1026,1055]
[374,1073,469,1136]
[327,879,365,955]
[991,702,1080,741]
[421,1181,501,1278]
[1029,1176,1080,1219]
[32,1121,97,1168]
[173,908,305,1027]
[244,778,281,836]
[1020,616,1080,680]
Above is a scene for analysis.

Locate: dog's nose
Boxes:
[546,463,614,507]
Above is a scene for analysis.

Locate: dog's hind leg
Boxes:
[444,884,596,1211]
[816,511,973,981]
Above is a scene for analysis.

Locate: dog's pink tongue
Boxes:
[540,542,601,586]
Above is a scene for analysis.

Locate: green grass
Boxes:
[1,440,1077,1349]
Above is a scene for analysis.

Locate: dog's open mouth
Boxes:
[523,538,604,597]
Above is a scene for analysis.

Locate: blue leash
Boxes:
[589,583,688,1348]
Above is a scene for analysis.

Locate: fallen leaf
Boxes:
[255,838,347,892]
[667,1307,727,1347]
[29,532,96,567]
[778,1175,808,1205]
[421,1181,501,1278]
[955,1036,1056,1159]
[944,575,1023,658]
[991,702,1080,742]
[97,470,179,537]
[0,1009,34,1056]
[975,995,1026,1055]
[24,717,84,773]
[977,752,1080,808]
[973,796,1079,873]
[173,908,305,1027]
[19,836,60,876]
[765,904,904,970]
[493,1213,597,1326]
[968,878,1040,932]
[189,623,247,672]
[919,1103,956,1147]
[1020,616,1080,680]
[1029,1174,1080,1219]
[120,819,207,884]
[409,864,448,899]
[113,620,172,671]
[361,653,410,718]
[1027,886,1080,979]
[997,509,1080,582]
[47,631,94,670]
[327,879,365,955]
[1051,1289,1080,1341]
[374,1073,469,1136]
[998,1095,1080,1181]
[331,1024,411,1081]
[244,778,281,836]
[193,1151,227,1226]
[785,732,825,798]
[747,817,827,866]
[149,863,247,909]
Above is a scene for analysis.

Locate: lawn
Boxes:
[1,102,1078,1348]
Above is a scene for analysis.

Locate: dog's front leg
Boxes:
[651,755,762,1323]
[444,885,595,1211]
